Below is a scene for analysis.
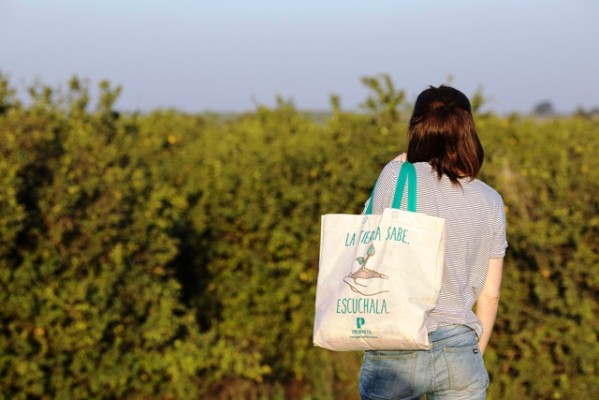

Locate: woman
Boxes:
[360,85,507,400]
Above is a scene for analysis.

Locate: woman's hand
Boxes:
[393,152,407,162]
[475,258,504,355]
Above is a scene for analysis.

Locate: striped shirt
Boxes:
[364,161,508,339]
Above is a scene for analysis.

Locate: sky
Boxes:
[1,0,598,115]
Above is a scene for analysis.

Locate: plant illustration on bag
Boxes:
[343,244,390,296]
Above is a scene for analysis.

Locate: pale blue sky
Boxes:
[1,0,598,114]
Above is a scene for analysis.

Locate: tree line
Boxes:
[0,73,597,399]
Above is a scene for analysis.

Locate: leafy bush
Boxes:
[0,76,207,399]
[0,73,597,399]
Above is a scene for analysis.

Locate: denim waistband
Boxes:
[429,325,475,346]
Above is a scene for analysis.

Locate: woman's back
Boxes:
[368,160,507,338]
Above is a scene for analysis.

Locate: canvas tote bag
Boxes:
[313,162,446,351]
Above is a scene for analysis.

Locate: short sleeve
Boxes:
[369,161,402,214]
[490,201,508,258]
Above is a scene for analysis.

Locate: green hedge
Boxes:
[0,73,597,399]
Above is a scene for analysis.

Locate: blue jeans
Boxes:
[359,325,489,400]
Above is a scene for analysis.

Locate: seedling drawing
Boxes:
[343,244,389,296]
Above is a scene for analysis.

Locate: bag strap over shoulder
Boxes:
[393,162,417,212]
[365,162,417,215]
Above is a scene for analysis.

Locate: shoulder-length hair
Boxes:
[407,85,484,185]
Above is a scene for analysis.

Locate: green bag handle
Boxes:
[365,162,417,215]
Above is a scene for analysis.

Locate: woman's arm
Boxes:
[475,257,504,354]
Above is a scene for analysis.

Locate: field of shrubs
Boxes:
[0,73,597,399]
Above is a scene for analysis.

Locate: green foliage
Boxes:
[478,114,599,399]
[360,74,407,137]
[0,72,597,399]
[0,76,206,399]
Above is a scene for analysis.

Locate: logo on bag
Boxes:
[343,244,390,296]
[356,317,366,329]
[351,316,374,337]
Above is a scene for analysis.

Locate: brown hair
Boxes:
[407,85,484,185]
